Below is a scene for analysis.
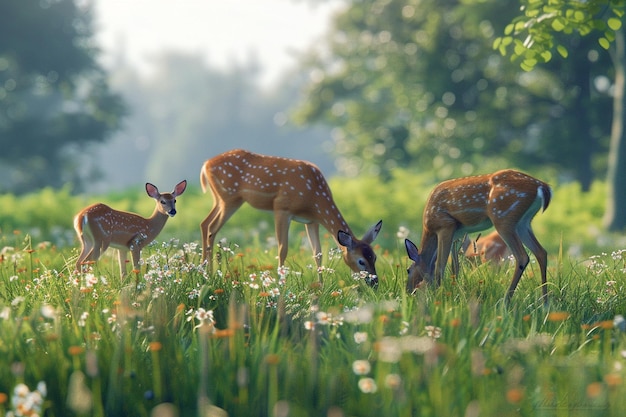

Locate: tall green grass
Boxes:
[1,229,626,416]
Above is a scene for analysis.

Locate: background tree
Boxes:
[495,0,626,229]
[91,52,333,191]
[534,33,613,191]
[294,0,612,188]
[0,0,125,193]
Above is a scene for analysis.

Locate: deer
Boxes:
[462,230,511,264]
[404,169,551,303]
[74,180,187,278]
[199,149,383,285]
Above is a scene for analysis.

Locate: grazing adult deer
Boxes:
[462,230,512,264]
[404,169,551,302]
[199,149,383,285]
[74,180,187,278]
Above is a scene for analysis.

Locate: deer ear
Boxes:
[337,230,354,249]
[146,183,160,199]
[361,220,382,244]
[405,239,420,263]
[173,180,187,196]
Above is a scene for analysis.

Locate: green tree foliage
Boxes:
[532,34,613,190]
[96,52,332,190]
[494,0,624,69]
[294,0,613,188]
[495,0,626,229]
[0,0,125,193]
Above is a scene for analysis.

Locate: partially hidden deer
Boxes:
[462,230,511,264]
[74,180,187,278]
[199,149,382,285]
[404,169,551,302]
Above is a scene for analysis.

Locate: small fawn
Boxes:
[462,230,511,264]
[74,180,187,277]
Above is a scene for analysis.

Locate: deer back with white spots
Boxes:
[74,180,187,278]
[404,169,551,303]
[199,149,382,285]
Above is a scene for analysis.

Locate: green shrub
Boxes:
[0,169,622,258]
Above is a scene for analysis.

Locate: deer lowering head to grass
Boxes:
[404,169,551,303]
[74,180,187,278]
[199,149,382,285]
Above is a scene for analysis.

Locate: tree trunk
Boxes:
[604,28,626,231]
[572,59,594,191]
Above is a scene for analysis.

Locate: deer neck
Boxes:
[145,208,170,238]
[320,210,353,246]
[418,230,438,273]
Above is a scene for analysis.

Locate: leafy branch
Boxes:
[494,0,625,70]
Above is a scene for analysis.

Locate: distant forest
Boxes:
[89,53,334,193]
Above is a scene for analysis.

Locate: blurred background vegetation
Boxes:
[1,0,625,251]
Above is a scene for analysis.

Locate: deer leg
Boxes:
[130,245,142,274]
[200,204,221,262]
[75,220,98,272]
[435,229,455,287]
[88,241,105,265]
[305,223,323,269]
[118,249,129,279]
[200,199,243,267]
[518,225,549,303]
[76,236,95,272]
[274,211,292,267]
[450,238,462,278]
[496,228,529,302]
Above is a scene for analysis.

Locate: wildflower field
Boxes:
[0,166,621,417]
[1,228,626,417]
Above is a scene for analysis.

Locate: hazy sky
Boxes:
[93,0,341,87]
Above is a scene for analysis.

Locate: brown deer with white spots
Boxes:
[404,170,551,302]
[74,180,187,278]
[199,149,383,285]
[462,230,511,264]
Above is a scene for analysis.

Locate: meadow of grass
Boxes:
[1,225,626,417]
[1,172,626,416]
